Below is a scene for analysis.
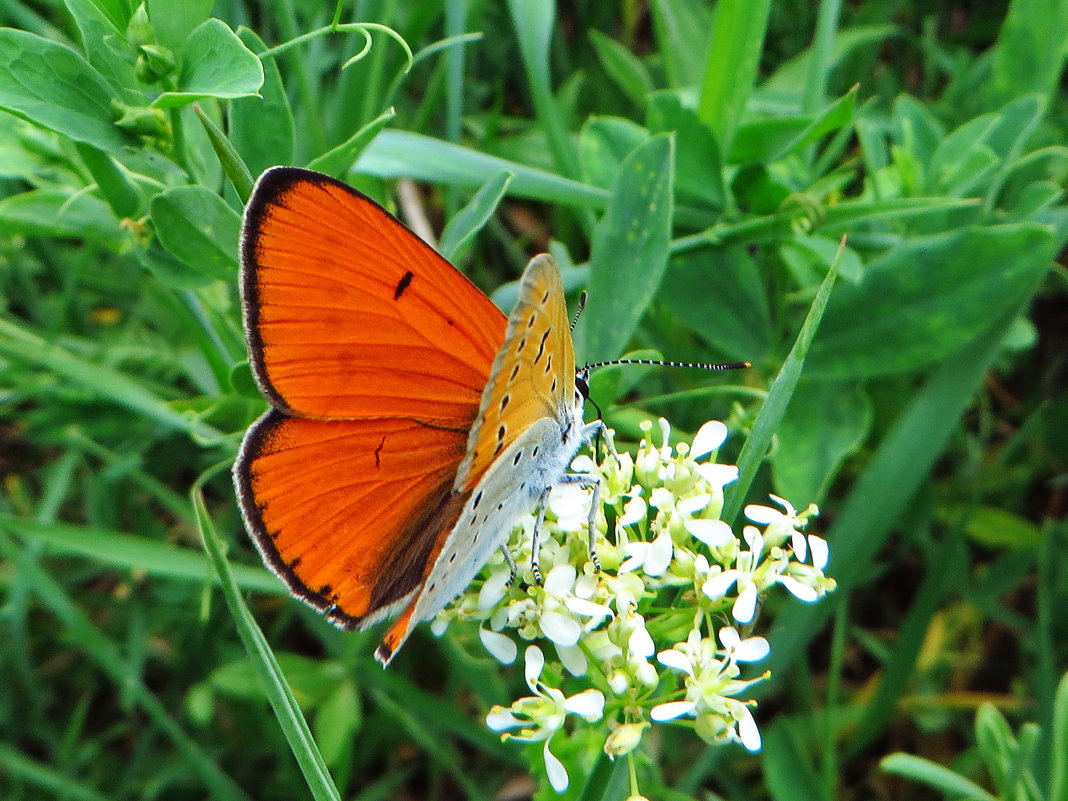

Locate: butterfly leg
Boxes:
[530,488,551,586]
[500,545,518,586]
[552,473,603,573]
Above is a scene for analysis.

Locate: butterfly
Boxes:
[232,167,602,666]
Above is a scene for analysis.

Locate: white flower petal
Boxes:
[696,462,739,488]
[685,518,734,548]
[808,535,829,570]
[619,495,648,526]
[628,621,655,658]
[556,642,588,677]
[479,628,517,664]
[570,454,596,472]
[676,493,712,515]
[719,626,741,651]
[650,700,696,722]
[565,596,613,619]
[620,541,650,574]
[734,636,770,663]
[430,617,449,636]
[644,532,674,577]
[478,567,512,611]
[656,648,693,675]
[486,707,523,731]
[732,582,758,624]
[738,706,762,751]
[541,610,582,646]
[563,689,605,720]
[769,493,796,516]
[779,575,819,602]
[690,421,728,458]
[524,645,545,690]
[742,525,764,553]
[792,529,809,562]
[543,740,569,792]
[544,563,577,594]
[702,569,739,599]
[649,487,674,509]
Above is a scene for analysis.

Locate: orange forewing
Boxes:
[241,168,507,425]
[235,411,469,626]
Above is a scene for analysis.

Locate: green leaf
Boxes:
[307,106,395,177]
[231,27,296,178]
[314,680,362,768]
[580,134,674,363]
[761,25,898,101]
[153,19,263,108]
[357,130,610,209]
[0,28,129,153]
[194,490,342,801]
[808,224,1056,378]
[147,0,213,54]
[881,754,998,800]
[587,29,654,107]
[943,505,1042,548]
[647,90,725,207]
[697,0,771,156]
[151,186,241,281]
[1052,671,1068,801]
[0,189,125,247]
[772,378,871,505]
[63,0,139,96]
[722,238,843,524]
[578,116,649,188]
[1,516,281,594]
[439,170,514,262]
[731,86,856,164]
[659,247,771,362]
[650,0,714,90]
[75,142,144,219]
[988,0,1068,106]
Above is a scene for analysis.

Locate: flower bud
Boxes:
[603,721,649,757]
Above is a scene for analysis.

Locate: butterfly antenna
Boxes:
[584,357,751,372]
[569,291,587,333]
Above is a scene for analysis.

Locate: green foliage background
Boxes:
[0,0,1066,799]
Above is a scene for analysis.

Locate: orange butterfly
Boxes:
[233,168,600,665]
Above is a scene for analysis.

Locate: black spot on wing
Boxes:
[393,270,414,299]
[533,328,550,364]
[513,450,523,465]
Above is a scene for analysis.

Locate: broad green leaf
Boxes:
[988,0,1068,106]
[75,142,143,219]
[647,91,725,207]
[2,516,281,594]
[147,0,213,54]
[151,186,241,280]
[983,93,1046,162]
[650,0,714,90]
[578,116,649,188]
[587,29,654,107]
[659,247,771,362]
[807,224,1056,378]
[439,170,514,262]
[508,0,580,179]
[231,27,296,178]
[314,681,362,769]
[153,19,263,108]
[0,28,129,153]
[880,754,997,800]
[772,378,871,504]
[63,0,139,96]
[0,189,124,247]
[136,241,216,289]
[731,87,856,164]
[940,505,1042,548]
[761,25,898,101]
[780,234,864,286]
[580,134,674,363]
[357,130,610,209]
[697,0,771,155]
[308,106,395,177]
[892,94,945,168]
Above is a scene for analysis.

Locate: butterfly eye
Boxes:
[575,375,590,399]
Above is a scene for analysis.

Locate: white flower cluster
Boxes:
[433,418,836,793]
